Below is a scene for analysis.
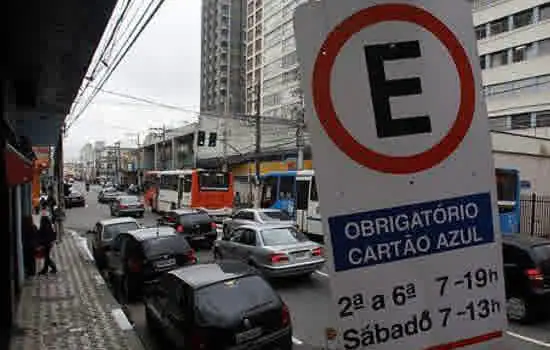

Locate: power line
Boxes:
[67,0,166,131]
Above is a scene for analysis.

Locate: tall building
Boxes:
[473,0,550,134]
[200,0,246,115]
[247,0,304,119]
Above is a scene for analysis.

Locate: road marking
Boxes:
[507,331,550,347]
[292,337,303,345]
[315,270,329,278]
[111,308,134,330]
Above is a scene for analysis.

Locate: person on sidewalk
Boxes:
[38,215,57,275]
[21,215,38,278]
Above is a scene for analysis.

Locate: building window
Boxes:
[263,93,281,107]
[536,112,550,128]
[513,9,533,29]
[281,51,297,68]
[540,4,550,21]
[247,44,253,57]
[255,38,262,52]
[480,56,486,70]
[539,39,550,56]
[247,58,253,71]
[512,44,532,63]
[489,117,507,131]
[247,16,254,29]
[511,113,531,130]
[475,25,487,40]
[489,50,508,68]
[255,54,262,66]
[490,17,509,36]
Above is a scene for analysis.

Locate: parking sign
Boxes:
[294,0,507,349]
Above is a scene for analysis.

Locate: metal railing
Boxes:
[520,193,550,239]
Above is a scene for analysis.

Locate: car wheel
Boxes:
[507,296,531,323]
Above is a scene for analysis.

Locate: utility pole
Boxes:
[56,125,65,240]
[114,141,121,185]
[222,98,229,172]
[254,82,261,207]
[296,105,305,170]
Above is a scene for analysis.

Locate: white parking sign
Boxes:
[293,0,507,349]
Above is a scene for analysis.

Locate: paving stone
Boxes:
[9,231,145,350]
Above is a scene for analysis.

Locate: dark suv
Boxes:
[144,261,292,350]
[161,209,218,248]
[105,227,197,302]
[503,235,550,323]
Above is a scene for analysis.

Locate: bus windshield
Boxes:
[198,172,229,191]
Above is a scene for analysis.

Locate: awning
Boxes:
[5,144,33,186]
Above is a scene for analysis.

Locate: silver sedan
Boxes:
[213,223,325,278]
[222,208,296,238]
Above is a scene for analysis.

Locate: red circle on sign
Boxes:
[312,4,476,174]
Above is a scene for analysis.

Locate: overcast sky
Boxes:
[64,0,201,160]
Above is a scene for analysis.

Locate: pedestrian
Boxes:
[21,216,38,278]
[38,215,57,275]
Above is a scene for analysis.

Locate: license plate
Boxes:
[293,252,308,259]
[235,327,262,344]
[155,258,175,268]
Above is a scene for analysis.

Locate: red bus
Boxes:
[144,169,234,220]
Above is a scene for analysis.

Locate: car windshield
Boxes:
[103,222,139,240]
[260,227,308,246]
[142,235,190,257]
[104,188,116,193]
[195,275,278,325]
[258,210,291,221]
[120,197,140,204]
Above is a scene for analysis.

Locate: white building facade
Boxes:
[474,0,550,132]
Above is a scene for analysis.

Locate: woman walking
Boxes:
[38,215,57,275]
[21,216,38,278]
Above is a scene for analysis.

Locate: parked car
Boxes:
[160,209,218,248]
[98,187,123,203]
[503,235,550,323]
[89,217,141,270]
[144,261,292,349]
[105,226,197,301]
[222,208,295,238]
[65,190,85,208]
[110,196,145,218]
[213,223,325,278]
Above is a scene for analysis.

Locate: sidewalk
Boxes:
[9,225,145,350]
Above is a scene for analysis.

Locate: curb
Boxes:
[69,230,147,350]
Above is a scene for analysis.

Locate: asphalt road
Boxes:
[65,182,550,350]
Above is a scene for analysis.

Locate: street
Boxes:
[64,183,550,350]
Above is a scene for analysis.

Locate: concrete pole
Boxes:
[15,185,24,287]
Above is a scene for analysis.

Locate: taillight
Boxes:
[177,225,184,233]
[211,222,217,230]
[187,249,197,264]
[312,247,323,256]
[167,217,176,222]
[120,205,128,209]
[271,253,289,264]
[190,332,207,349]
[127,258,142,273]
[282,303,290,327]
[525,268,544,289]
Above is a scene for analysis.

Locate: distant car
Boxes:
[144,261,292,349]
[110,196,145,218]
[98,187,123,203]
[160,209,218,248]
[213,223,325,278]
[105,227,197,301]
[89,217,141,270]
[503,235,550,323]
[65,190,85,208]
[222,208,295,238]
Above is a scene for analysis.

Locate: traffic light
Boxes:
[208,132,217,147]
[197,131,206,146]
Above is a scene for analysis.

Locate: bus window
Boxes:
[199,172,229,191]
[296,180,309,210]
[180,175,192,193]
[261,176,278,208]
[310,176,319,202]
[279,177,295,200]
[160,174,178,191]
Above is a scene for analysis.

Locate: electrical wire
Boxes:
[67,0,166,131]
